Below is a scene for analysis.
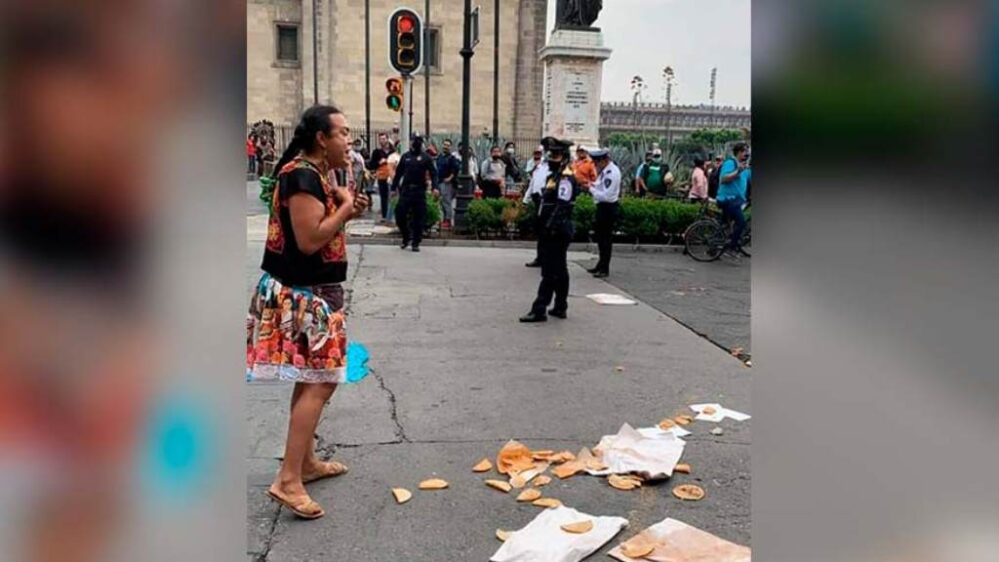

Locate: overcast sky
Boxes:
[546,0,751,108]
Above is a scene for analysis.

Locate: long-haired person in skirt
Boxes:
[247,105,369,519]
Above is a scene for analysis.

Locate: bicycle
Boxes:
[683,199,751,262]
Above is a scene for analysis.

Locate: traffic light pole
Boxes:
[455,0,475,233]
[399,74,412,153]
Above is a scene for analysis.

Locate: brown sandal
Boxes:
[302,460,349,484]
[266,488,325,520]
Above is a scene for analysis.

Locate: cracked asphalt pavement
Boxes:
[246,213,751,561]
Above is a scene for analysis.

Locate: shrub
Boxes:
[572,194,596,239]
[617,198,661,240]
[517,201,538,237]
[467,199,500,236]
[425,191,442,227]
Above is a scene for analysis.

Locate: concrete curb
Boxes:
[346,235,686,254]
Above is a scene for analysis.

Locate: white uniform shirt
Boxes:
[592,161,622,203]
[522,161,550,204]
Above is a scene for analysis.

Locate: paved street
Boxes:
[247,202,751,560]
[574,251,750,357]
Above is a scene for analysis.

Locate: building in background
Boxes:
[247,0,548,141]
[600,102,752,141]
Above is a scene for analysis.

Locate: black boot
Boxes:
[412,245,421,252]
[400,240,410,250]
[519,311,547,323]
[592,271,609,278]
[548,308,567,319]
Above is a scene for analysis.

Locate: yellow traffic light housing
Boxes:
[385,77,404,112]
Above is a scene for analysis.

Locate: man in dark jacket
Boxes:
[390,135,438,252]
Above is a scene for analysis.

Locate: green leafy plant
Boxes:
[425,191,442,228]
[466,199,501,237]
[572,194,596,240]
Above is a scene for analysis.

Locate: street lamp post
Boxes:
[663,66,675,152]
[425,0,431,138]
[492,0,499,143]
[630,75,646,149]
[455,0,476,232]
[365,0,371,148]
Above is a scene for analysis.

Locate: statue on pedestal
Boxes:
[555,0,603,29]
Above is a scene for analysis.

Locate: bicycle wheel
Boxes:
[684,219,726,262]
[739,218,751,256]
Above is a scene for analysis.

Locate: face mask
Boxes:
[506,148,515,155]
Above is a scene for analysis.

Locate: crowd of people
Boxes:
[247,120,278,178]
[255,121,751,259]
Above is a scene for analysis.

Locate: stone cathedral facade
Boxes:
[247,0,548,141]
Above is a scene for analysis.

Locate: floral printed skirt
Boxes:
[246,272,347,383]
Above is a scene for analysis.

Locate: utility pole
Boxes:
[492,0,500,143]
[663,66,675,152]
[424,0,431,138]
[312,0,319,104]
[709,66,717,129]
[455,0,476,232]
[365,0,371,148]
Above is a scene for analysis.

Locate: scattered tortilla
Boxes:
[473,458,493,472]
[621,541,656,558]
[608,474,642,491]
[658,418,676,430]
[532,474,552,487]
[672,484,706,501]
[553,462,583,479]
[532,450,555,461]
[510,473,528,489]
[560,520,594,534]
[586,459,609,472]
[418,478,449,490]
[615,366,625,372]
[497,440,536,475]
[674,463,692,474]
[485,479,513,493]
[516,488,542,502]
[391,488,412,504]
[532,497,562,508]
[703,406,717,415]
[550,451,576,464]
[496,529,512,542]
[674,415,694,426]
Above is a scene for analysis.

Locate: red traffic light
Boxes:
[397,15,415,33]
[385,77,403,94]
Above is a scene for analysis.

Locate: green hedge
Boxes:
[463,195,703,242]
[425,191,442,227]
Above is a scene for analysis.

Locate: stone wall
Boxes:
[247,0,304,126]
[248,0,546,142]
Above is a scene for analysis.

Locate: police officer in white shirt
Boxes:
[585,148,621,278]
[523,149,550,267]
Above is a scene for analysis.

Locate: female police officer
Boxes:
[520,137,579,322]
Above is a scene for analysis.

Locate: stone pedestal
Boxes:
[539,29,612,149]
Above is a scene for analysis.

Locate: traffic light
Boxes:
[385,77,403,112]
[388,8,423,75]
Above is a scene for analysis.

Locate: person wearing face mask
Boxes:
[435,139,461,229]
[501,142,524,196]
[479,145,507,199]
[390,134,438,252]
[634,150,653,196]
[520,137,579,323]
[524,145,544,176]
[640,148,672,197]
[522,146,550,268]
[585,148,621,278]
